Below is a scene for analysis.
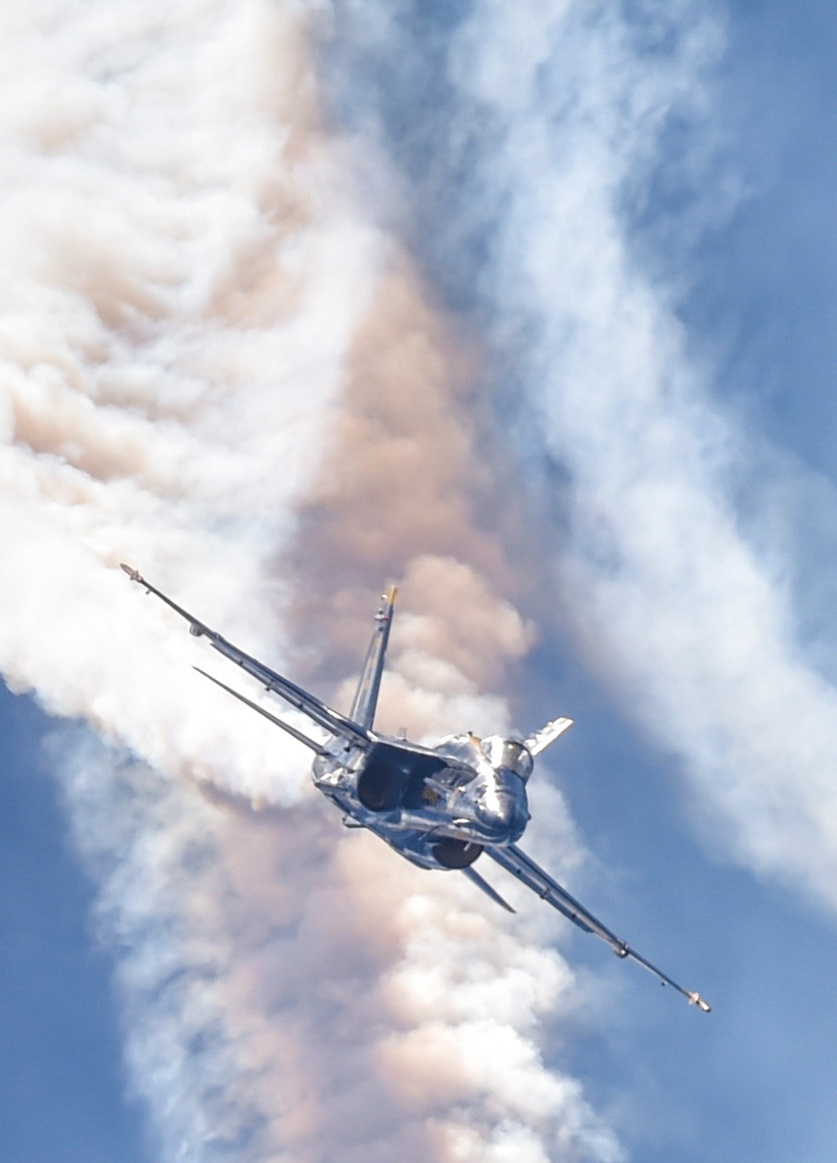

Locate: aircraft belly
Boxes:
[327,794,484,872]
[319,785,472,872]
[372,826,442,870]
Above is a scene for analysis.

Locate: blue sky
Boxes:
[4,2,837,1160]
[0,688,149,1161]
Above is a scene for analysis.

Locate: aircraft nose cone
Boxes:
[476,783,528,841]
[491,791,515,827]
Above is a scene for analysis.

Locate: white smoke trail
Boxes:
[0,0,383,801]
[425,0,837,911]
[0,1,624,1159]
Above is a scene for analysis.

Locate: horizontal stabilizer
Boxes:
[194,667,329,755]
[461,865,515,912]
[524,716,573,757]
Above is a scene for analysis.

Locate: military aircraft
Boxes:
[121,564,710,1012]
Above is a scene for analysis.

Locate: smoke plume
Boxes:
[0,1,626,1160]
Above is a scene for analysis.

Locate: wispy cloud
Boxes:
[417,0,837,909]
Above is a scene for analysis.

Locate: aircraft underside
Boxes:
[313,742,490,871]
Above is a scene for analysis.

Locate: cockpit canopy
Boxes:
[436,733,535,781]
[480,736,534,781]
[434,733,483,764]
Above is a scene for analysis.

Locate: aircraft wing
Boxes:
[485,843,711,1011]
[121,565,369,746]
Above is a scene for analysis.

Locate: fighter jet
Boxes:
[121,564,710,1012]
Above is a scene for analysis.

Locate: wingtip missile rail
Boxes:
[120,563,211,637]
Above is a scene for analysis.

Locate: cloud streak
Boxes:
[409,0,837,912]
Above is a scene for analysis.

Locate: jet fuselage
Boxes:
[312,731,532,870]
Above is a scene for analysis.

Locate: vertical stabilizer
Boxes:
[524,716,573,757]
[349,585,397,730]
